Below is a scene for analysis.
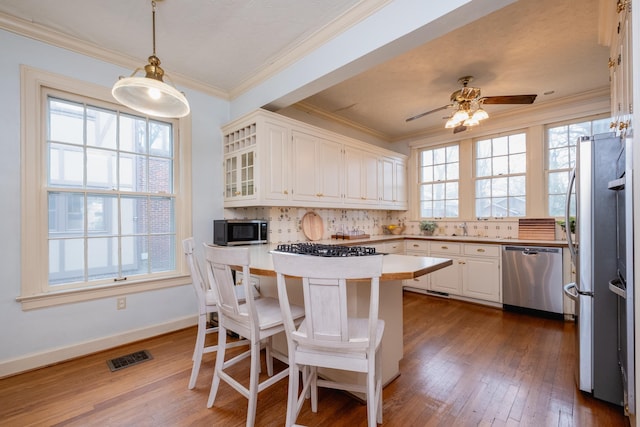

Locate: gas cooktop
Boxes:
[274,243,379,257]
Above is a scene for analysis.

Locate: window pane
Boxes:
[509,176,526,196]
[433,200,445,218]
[492,137,508,156]
[492,156,508,176]
[87,194,116,234]
[446,182,458,199]
[509,133,526,153]
[446,145,459,162]
[119,153,148,192]
[445,200,459,217]
[433,182,445,199]
[433,147,446,164]
[476,139,491,158]
[149,121,172,157]
[87,237,119,281]
[476,179,491,198]
[509,153,526,174]
[476,198,491,218]
[548,194,566,217]
[48,192,84,236]
[86,148,117,189]
[122,235,149,275]
[433,164,446,181]
[148,157,173,193]
[49,238,85,285]
[149,197,174,234]
[446,162,459,180]
[508,196,526,216]
[548,171,568,195]
[421,150,433,166]
[476,158,492,177]
[420,184,433,200]
[150,234,175,273]
[87,106,117,149]
[49,143,84,187]
[121,196,148,235]
[492,177,508,197]
[49,98,84,145]
[421,166,433,182]
[120,114,147,154]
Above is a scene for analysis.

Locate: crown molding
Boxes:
[0,11,229,100]
[228,0,392,99]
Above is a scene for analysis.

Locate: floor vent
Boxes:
[107,350,153,372]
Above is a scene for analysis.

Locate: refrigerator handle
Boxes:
[565,167,577,265]
[563,282,578,301]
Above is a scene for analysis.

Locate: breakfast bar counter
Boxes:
[238,244,453,388]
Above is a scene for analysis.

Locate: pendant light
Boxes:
[112,0,190,118]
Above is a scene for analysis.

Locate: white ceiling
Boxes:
[0,0,610,141]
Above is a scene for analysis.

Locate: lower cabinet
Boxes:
[429,242,463,295]
[461,244,501,303]
[403,240,501,305]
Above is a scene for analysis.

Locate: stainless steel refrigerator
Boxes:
[563,133,623,406]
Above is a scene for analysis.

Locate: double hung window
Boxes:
[475,132,527,218]
[20,67,191,308]
[418,145,459,218]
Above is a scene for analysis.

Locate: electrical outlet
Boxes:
[117,297,126,310]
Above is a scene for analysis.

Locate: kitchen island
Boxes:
[236,244,452,388]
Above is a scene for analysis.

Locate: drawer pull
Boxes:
[477,248,485,253]
[413,244,420,248]
[441,246,448,250]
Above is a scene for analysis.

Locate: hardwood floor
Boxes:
[0,291,628,426]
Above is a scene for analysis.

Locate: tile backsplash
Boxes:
[223,207,531,243]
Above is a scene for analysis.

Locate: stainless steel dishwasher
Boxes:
[501,245,563,317]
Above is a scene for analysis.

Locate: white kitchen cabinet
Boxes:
[429,242,463,295]
[607,0,632,136]
[291,130,343,205]
[344,146,379,206]
[403,240,430,291]
[222,121,257,203]
[379,157,408,209]
[461,244,501,302]
[222,109,407,210]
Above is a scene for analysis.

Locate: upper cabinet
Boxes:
[607,0,633,135]
[221,110,408,210]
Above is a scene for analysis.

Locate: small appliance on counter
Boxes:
[213,219,268,246]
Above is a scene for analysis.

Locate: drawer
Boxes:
[464,244,500,257]
[405,240,429,252]
[430,242,461,255]
[384,241,404,254]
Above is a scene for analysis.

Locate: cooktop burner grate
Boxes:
[274,243,378,257]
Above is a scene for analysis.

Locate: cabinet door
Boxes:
[263,122,290,202]
[344,147,378,205]
[379,157,408,208]
[463,256,501,302]
[430,257,462,295]
[291,130,343,204]
[224,149,255,201]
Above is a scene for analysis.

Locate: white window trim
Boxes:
[18,65,192,310]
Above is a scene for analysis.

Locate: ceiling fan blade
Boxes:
[481,94,537,105]
[406,104,451,122]
[453,124,467,134]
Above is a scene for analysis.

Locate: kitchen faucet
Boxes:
[460,222,468,236]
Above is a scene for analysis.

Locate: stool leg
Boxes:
[246,340,261,427]
[188,313,206,389]
[207,324,227,408]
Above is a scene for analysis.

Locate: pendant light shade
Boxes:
[111,1,190,118]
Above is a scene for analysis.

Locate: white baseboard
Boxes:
[0,315,197,379]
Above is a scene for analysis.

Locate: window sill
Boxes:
[17,274,192,310]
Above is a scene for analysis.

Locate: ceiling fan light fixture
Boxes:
[111,1,190,118]
[471,108,489,121]
[445,117,460,128]
[451,109,469,123]
[463,116,480,127]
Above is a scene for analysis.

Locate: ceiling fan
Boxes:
[406,76,537,133]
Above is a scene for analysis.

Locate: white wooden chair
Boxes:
[203,244,304,427]
[182,238,252,390]
[271,251,385,427]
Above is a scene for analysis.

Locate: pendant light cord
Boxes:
[151,0,157,56]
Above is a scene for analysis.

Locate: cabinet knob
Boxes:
[283,190,288,195]
[316,193,323,197]
[617,0,629,13]
[608,58,617,68]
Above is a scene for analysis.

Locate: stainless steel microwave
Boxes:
[213,220,268,246]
